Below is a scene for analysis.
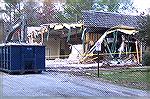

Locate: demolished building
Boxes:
[27,23,83,60]
[27,11,144,66]
[80,25,142,65]
[80,11,144,65]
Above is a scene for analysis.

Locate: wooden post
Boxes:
[140,41,143,63]
[97,51,100,77]
[135,41,140,64]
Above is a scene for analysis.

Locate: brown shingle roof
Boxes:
[82,11,144,28]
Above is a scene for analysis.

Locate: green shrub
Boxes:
[142,52,150,66]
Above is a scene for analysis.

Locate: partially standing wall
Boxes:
[0,19,4,43]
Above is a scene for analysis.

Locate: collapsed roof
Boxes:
[80,25,141,64]
[89,25,138,51]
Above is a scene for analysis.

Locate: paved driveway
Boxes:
[1,72,150,96]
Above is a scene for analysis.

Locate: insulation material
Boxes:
[68,44,83,63]
[118,35,125,58]
[41,23,83,30]
[70,23,83,28]
[54,24,64,30]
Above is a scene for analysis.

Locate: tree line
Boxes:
[3,0,136,26]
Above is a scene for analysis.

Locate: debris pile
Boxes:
[46,58,99,68]
[80,25,142,67]
[46,26,142,69]
[67,44,83,64]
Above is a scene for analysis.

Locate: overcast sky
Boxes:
[131,0,150,15]
[134,0,150,10]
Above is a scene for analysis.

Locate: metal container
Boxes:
[0,43,45,74]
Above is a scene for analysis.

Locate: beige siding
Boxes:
[44,37,60,59]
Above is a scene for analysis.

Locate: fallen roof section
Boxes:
[80,25,141,65]
[88,25,138,54]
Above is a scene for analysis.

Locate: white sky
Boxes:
[133,0,150,10]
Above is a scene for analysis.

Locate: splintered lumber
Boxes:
[140,42,142,62]
[81,56,98,64]
[135,41,140,64]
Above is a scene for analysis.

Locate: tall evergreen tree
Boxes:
[138,15,150,47]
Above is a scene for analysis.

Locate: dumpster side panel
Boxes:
[5,46,10,70]
[0,46,2,69]
[1,46,4,69]
[10,46,22,71]
[22,46,35,71]
[35,46,45,70]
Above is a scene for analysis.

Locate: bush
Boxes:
[142,52,150,66]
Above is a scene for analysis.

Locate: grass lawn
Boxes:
[87,68,150,90]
